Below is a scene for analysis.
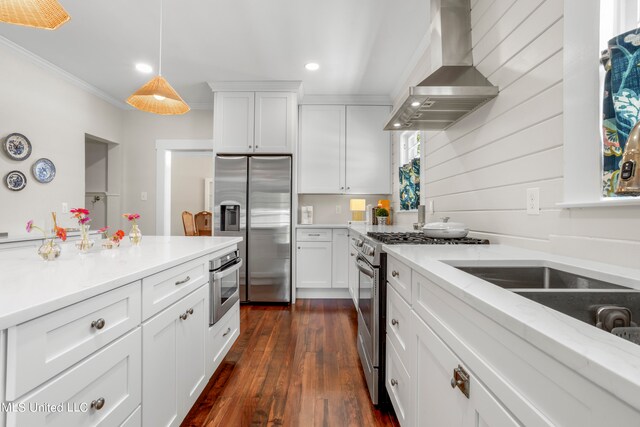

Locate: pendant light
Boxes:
[126,0,189,115]
[0,0,70,30]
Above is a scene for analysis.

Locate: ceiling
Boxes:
[0,0,428,109]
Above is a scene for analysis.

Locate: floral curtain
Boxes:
[602,27,640,196]
[399,157,420,210]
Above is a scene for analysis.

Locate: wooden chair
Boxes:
[182,211,198,236]
[194,211,212,236]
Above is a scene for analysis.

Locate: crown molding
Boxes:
[208,80,303,98]
[300,94,392,106]
[0,35,129,110]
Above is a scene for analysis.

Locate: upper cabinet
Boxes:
[214,91,296,154]
[298,104,391,194]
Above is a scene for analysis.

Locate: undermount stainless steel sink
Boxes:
[455,266,630,290]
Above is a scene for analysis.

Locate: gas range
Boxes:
[366,232,490,246]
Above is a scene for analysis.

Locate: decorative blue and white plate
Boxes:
[5,171,27,191]
[3,133,32,161]
[32,158,56,183]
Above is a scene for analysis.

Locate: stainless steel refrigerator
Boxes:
[213,155,292,303]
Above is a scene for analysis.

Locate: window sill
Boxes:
[557,197,640,209]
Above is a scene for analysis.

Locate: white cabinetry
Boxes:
[142,285,208,427]
[298,105,391,194]
[331,229,349,289]
[296,241,332,289]
[347,234,358,306]
[214,91,296,154]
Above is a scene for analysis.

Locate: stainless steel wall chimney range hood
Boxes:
[385,0,498,131]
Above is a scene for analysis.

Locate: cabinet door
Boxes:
[347,239,358,306]
[296,241,332,288]
[214,92,255,153]
[331,229,349,288]
[413,312,520,427]
[177,286,208,414]
[254,92,295,153]
[298,105,345,193]
[345,106,392,194]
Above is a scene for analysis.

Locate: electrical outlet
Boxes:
[335,205,342,214]
[526,188,540,215]
[141,192,148,201]
[61,202,68,213]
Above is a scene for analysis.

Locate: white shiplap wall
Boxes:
[424,0,640,268]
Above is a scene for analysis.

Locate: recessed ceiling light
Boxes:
[411,101,421,107]
[393,123,402,128]
[135,63,153,74]
[305,62,320,71]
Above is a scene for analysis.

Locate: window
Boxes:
[399,131,421,211]
[600,0,640,197]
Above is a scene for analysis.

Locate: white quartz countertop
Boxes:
[0,230,101,244]
[295,223,349,228]
[382,243,640,410]
[0,236,241,329]
[349,224,416,234]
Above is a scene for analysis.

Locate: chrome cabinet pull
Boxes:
[450,365,470,398]
[175,276,191,286]
[90,397,105,410]
[390,378,398,387]
[391,319,399,326]
[91,318,105,330]
[222,327,231,337]
[391,270,399,278]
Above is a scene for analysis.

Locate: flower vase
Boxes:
[75,225,94,253]
[37,239,61,261]
[376,216,388,226]
[129,224,142,246]
[101,239,120,250]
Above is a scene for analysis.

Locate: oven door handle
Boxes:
[213,258,243,280]
[355,256,375,278]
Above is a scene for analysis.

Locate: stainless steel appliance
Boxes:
[214,155,292,303]
[209,250,243,325]
[352,229,489,405]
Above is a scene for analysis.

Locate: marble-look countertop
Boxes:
[295,223,349,228]
[382,243,640,411]
[0,236,241,329]
[0,230,101,244]
[349,223,416,235]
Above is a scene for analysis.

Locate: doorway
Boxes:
[84,134,121,230]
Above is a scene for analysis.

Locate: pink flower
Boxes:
[26,220,33,233]
[98,226,109,233]
[79,217,91,224]
[122,213,141,221]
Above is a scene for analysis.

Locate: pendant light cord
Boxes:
[158,0,163,76]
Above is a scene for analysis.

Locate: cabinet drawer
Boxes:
[7,328,141,427]
[207,301,240,376]
[296,229,332,242]
[142,257,208,320]
[121,406,141,427]
[387,256,412,302]
[386,337,413,427]
[6,282,141,400]
[387,285,414,373]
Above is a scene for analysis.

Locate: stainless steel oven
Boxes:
[210,250,243,326]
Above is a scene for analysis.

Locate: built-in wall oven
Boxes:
[352,234,388,406]
[210,250,243,326]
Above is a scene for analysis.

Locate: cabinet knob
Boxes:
[340,187,344,190]
[350,253,355,257]
[90,397,105,411]
[188,308,194,315]
[222,327,232,337]
[391,318,399,326]
[391,270,399,278]
[390,378,398,387]
[180,312,188,320]
[255,145,259,148]
[91,318,106,330]
[347,187,350,190]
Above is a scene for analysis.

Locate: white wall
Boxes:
[121,110,213,234]
[0,42,123,235]
[170,153,213,235]
[418,0,640,268]
[298,194,392,224]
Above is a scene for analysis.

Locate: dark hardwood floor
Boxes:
[182,299,400,427]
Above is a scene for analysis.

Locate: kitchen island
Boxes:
[0,236,242,427]
[380,242,640,426]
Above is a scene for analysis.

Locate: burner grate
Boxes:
[366,232,489,245]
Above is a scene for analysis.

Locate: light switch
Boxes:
[61,202,68,213]
[141,192,148,201]
[335,205,342,214]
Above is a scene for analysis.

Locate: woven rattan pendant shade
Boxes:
[0,0,70,29]
[127,76,190,115]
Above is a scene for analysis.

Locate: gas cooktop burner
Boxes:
[366,232,490,245]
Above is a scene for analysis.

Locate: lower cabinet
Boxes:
[206,301,240,377]
[386,338,413,427]
[7,328,141,427]
[296,241,333,288]
[413,312,520,427]
[331,229,349,288]
[295,228,351,294]
[347,241,358,306]
[142,285,208,427]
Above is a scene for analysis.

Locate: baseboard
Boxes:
[295,288,352,299]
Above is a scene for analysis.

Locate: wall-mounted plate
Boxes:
[3,133,32,161]
[32,158,56,183]
[5,170,27,191]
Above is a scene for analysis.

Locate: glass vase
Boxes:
[75,236,94,253]
[37,239,61,261]
[101,239,120,250]
[129,224,142,246]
